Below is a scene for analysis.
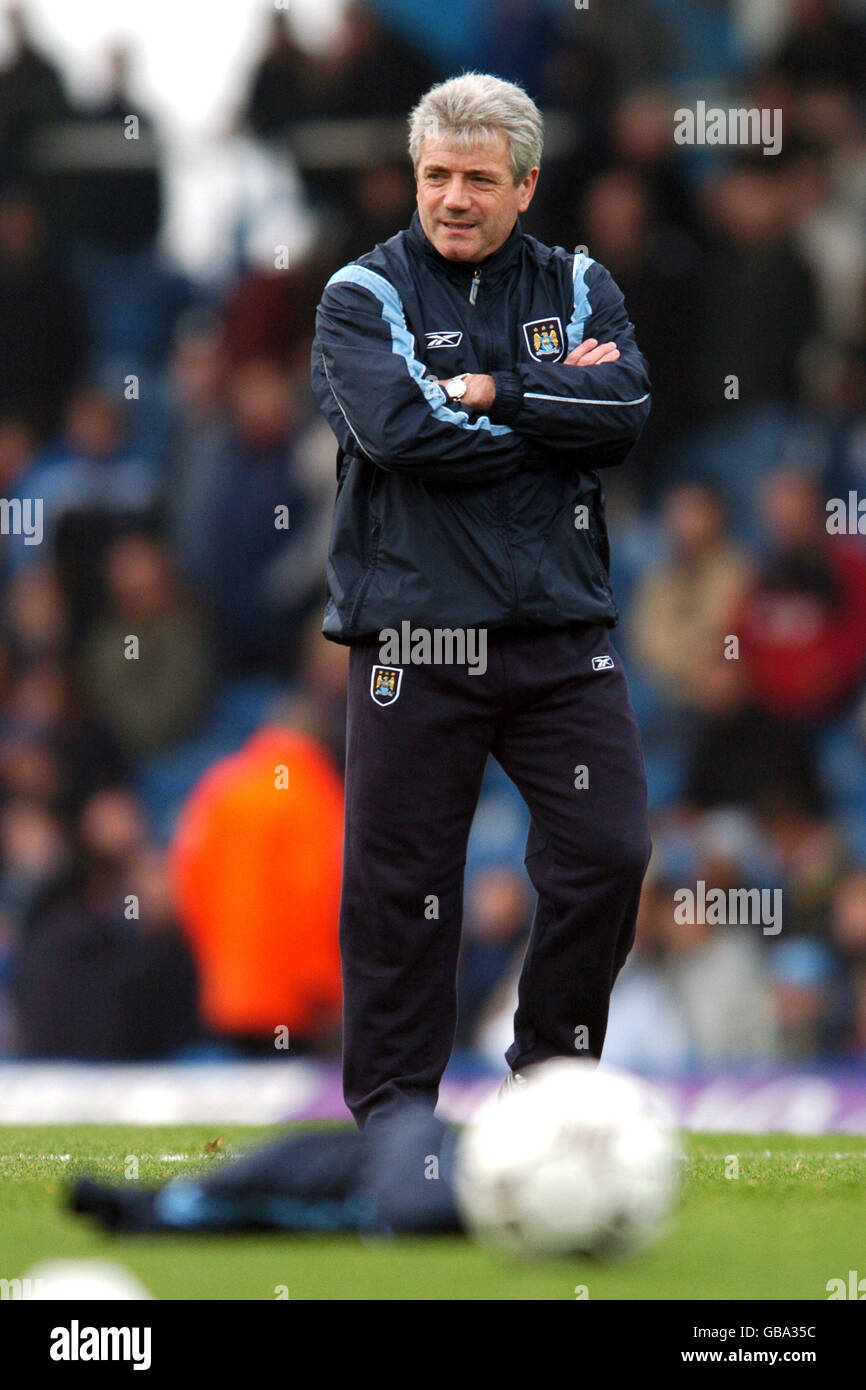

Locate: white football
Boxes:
[21,1259,154,1299]
[455,1058,682,1258]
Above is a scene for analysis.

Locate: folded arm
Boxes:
[486,262,651,466]
[311,265,528,486]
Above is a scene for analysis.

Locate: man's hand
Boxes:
[564,338,620,366]
[438,374,496,412]
[438,341,618,414]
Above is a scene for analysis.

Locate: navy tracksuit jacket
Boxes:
[311,209,652,1128]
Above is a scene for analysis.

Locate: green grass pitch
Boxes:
[1,1126,864,1300]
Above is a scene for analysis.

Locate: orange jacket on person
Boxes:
[170,726,344,1039]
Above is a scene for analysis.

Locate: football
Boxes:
[455,1058,682,1258]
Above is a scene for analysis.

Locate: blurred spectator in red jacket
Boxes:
[737,470,866,721]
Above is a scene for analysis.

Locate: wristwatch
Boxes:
[443,373,469,402]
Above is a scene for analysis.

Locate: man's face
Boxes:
[415,129,538,264]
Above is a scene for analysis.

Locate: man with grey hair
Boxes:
[311,72,651,1129]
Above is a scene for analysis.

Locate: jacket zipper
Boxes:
[469,264,518,614]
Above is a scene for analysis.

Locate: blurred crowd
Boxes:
[0,0,865,1072]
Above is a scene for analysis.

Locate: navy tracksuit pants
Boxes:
[341,621,651,1129]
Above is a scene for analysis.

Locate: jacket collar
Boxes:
[406,208,524,281]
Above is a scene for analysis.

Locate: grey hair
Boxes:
[408,72,543,185]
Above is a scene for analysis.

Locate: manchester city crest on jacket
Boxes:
[523,317,564,362]
[370,666,403,706]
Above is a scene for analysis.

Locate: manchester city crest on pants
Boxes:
[370,665,403,706]
[523,317,564,362]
